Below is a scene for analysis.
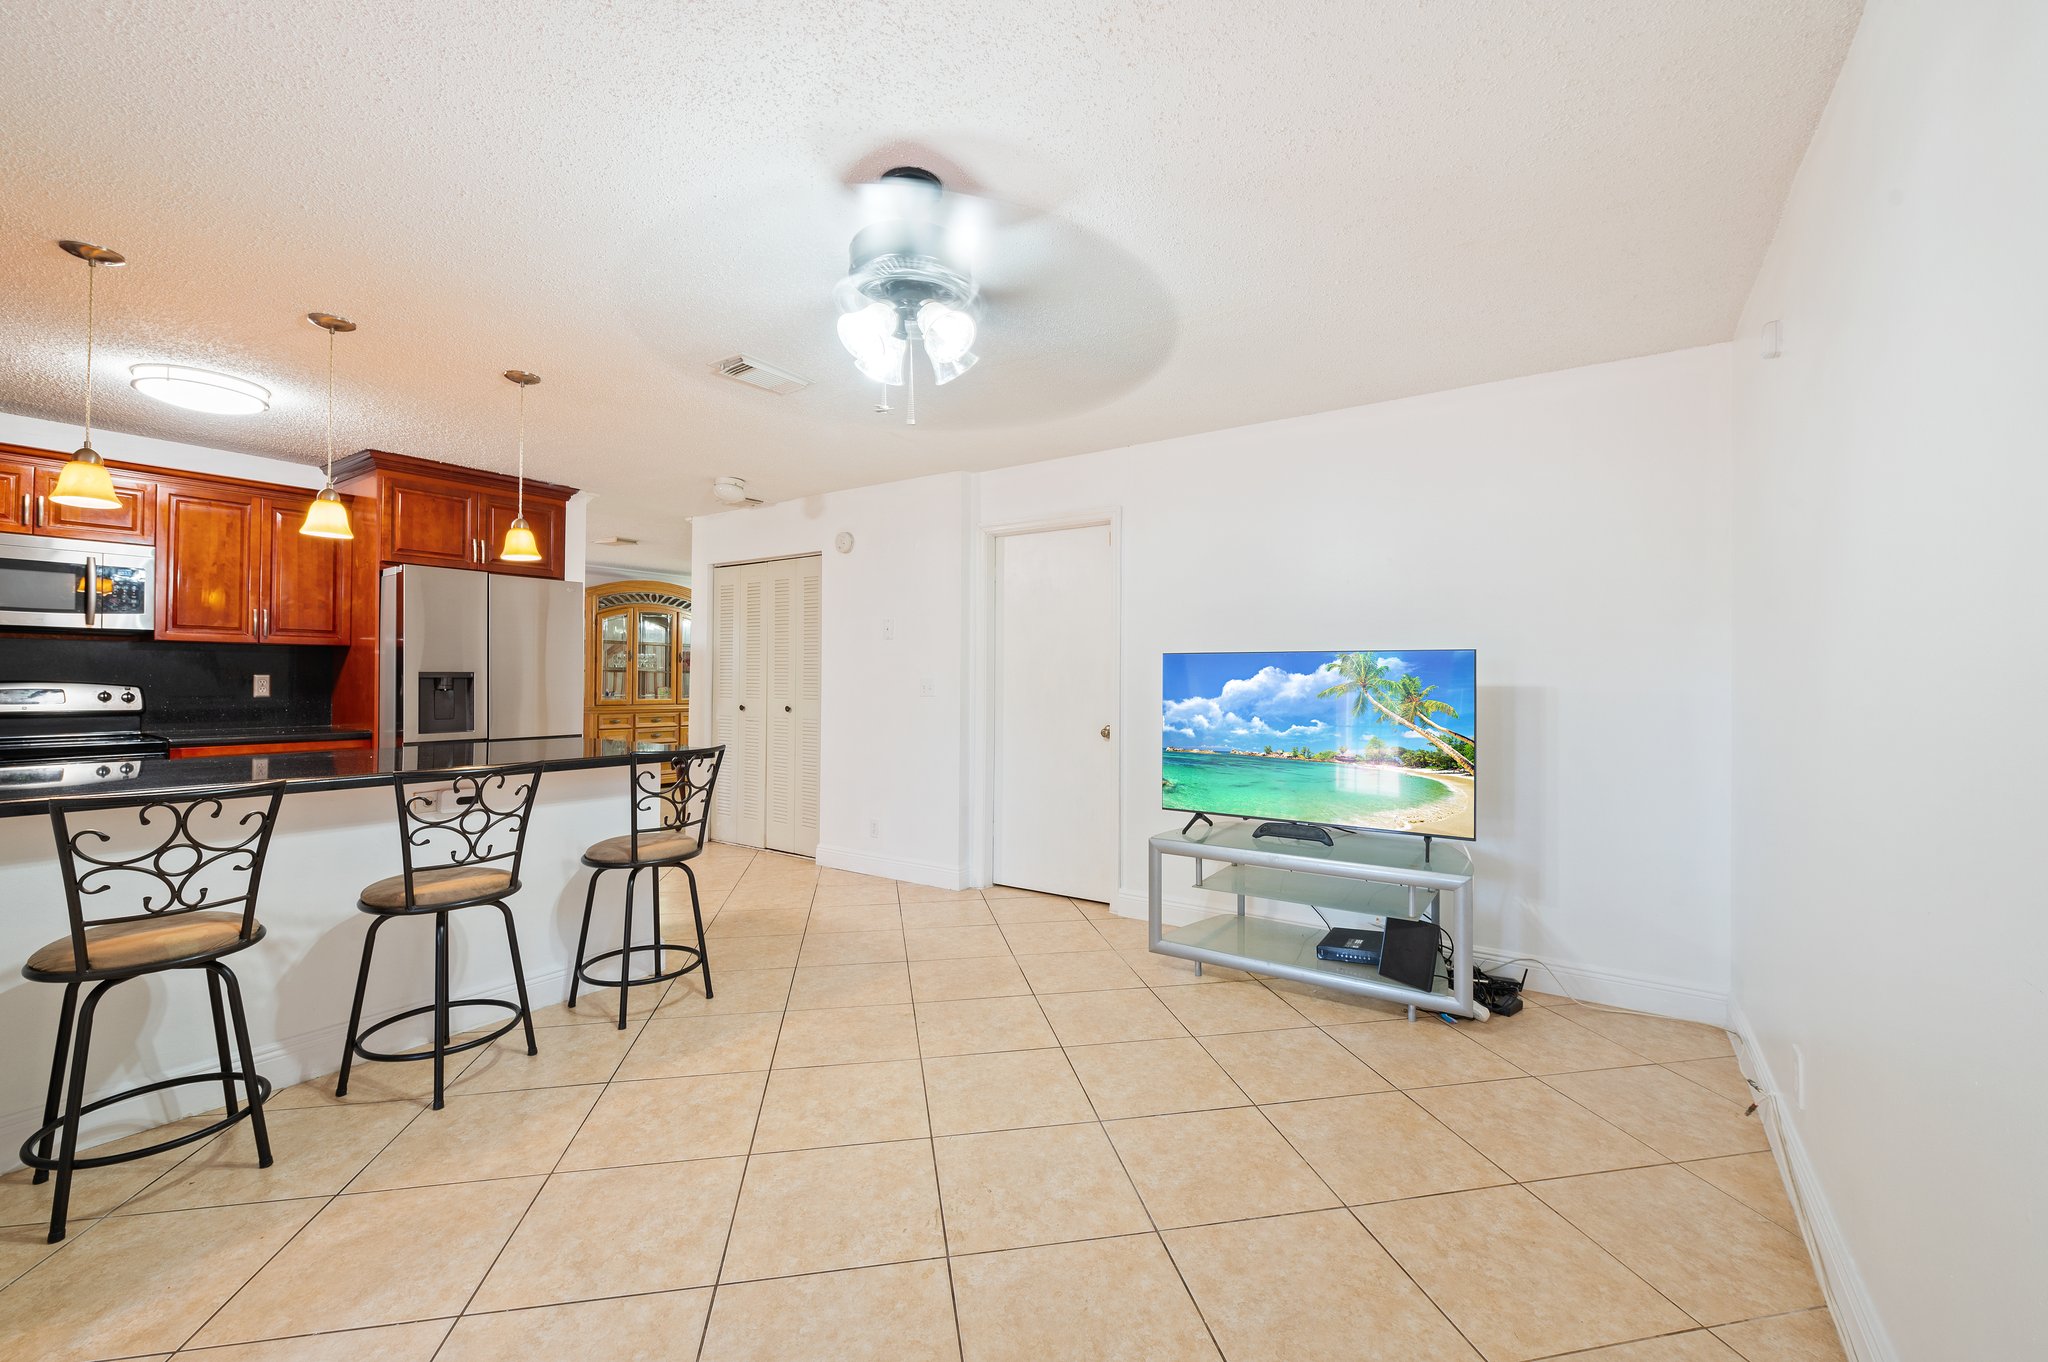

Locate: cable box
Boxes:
[1314,927,1383,966]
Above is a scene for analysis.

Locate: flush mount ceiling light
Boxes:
[499,370,543,562]
[129,363,270,415]
[711,476,763,507]
[833,167,981,426]
[299,312,357,540]
[50,240,127,509]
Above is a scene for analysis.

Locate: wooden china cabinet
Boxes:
[584,581,690,747]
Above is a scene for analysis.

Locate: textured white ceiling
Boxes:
[0,1,1860,569]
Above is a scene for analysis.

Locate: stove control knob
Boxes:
[95,765,110,777]
[97,690,112,703]
[120,691,135,704]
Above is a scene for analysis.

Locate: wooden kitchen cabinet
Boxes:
[156,482,262,641]
[381,470,481,569]
[260,493,353,644]
[0,455,35,533]
[156,481,354,644]
[481,493,565,579]
[31,465,157,543]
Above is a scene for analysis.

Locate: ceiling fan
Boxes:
[832,165,989,425]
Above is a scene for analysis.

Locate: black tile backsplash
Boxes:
[0,634,344,729]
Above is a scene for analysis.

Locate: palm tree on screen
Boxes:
[1317,653,1473,773]
[1388,673,1474,747]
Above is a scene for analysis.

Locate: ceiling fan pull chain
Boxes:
[906,346,917,426]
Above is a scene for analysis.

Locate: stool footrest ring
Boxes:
[575,941,705,990]
[351,998,526,1064]
[18,1070,272,1172]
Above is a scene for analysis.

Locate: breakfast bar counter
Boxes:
[0,738,696,1160]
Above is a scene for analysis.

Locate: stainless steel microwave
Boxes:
[0,531,156,631]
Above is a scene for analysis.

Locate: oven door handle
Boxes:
[82,555,98,627]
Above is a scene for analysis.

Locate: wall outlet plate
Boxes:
[252,674,271,697]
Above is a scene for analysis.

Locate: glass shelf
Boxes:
[1194,864,1438,921]
[1157,912,1456,1003]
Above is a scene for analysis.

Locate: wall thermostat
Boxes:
[834,532,855,554]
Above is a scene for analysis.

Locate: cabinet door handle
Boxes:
[17,493,26,524]
[36,494,47,527]
[262,607,269,637]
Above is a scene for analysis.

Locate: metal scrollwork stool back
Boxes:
[336,765,544,1110]
[569,746,726,1027]
[23,781,287,1243]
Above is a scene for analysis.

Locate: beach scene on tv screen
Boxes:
[1160,649,1477,838]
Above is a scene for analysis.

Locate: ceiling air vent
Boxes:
[716,355,810,396]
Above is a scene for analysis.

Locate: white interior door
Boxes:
[993,524,1117,901]
[764,555,822,856]
[712,555,821,853]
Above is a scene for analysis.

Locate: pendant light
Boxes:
[50,240,127,509]
[499,370,542,562]
[299,313,357,539]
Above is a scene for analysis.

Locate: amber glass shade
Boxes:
[499,515,542,562]
[49,445,122,509]
[299,485,354,540]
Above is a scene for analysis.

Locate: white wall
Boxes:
[691,474,973,884]
[1728,1,2048,1357]
[693,347,1736,1018]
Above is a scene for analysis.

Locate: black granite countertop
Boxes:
[0,736,688,817]
[153,723,376,747]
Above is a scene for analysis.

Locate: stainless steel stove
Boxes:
[0,682,169,791]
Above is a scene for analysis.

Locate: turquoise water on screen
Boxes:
[1161,751,1452,826]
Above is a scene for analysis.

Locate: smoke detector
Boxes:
[712,476,763,507]
[716,355,810,395]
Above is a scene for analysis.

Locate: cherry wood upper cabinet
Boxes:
[382,470,480,569]
[260,493,352,645]
[31,465,157,543]
[336,449,577,580]
[481,493,565,580]
[0,455,33,533]
[156,483,262,642]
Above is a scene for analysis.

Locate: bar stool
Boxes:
[569,746,726,1027]
[336,765,544,1110]
[22,781,287,1243]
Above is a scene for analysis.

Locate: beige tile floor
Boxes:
[0,844,1845,1362]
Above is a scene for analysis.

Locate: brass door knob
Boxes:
[1100,725,1111,739]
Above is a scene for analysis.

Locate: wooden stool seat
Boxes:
[582,830,699,866]
[358,865,515,910]
[27,912,263,978]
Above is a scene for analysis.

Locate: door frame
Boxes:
[970,510,1123,898]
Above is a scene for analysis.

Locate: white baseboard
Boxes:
[1727,1002,1895,1362]
[813,844,965,891]
[1109,890,1729,1025]
[3,964,575,1169]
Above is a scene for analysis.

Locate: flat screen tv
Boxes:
[1161,649,1476,840]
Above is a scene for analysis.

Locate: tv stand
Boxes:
[1148,822,1485,1020]
[1179,811,1215,836]
[1252,820,1333,846]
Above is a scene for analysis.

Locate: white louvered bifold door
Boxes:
[711,562,768,847]
[763,555,822,856]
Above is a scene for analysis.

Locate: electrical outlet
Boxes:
[252,673,271,698]
[868,818,880,839]
[1792,1044,1806,1110]
[919,678,936,698]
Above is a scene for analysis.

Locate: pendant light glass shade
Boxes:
[499,516,542,561]
[300,486,353,539]
[500,370,542,562]
[301,312,356,540]
[50,444,120,508]
[55,241,126,509]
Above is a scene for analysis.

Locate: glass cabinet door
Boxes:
[678,616,692,699]
[599,610,631,702]
[635,609,674,701]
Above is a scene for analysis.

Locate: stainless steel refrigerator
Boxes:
[378,566,585,745]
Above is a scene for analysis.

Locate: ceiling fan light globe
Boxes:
[916,301,976,366]
[836,301,896,357]
[928,348,979,386]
